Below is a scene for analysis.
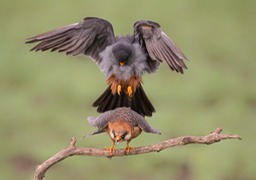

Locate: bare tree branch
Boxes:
[33,128,241,180]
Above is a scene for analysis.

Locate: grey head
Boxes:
[99,39,149,80]
[112,42,133,66]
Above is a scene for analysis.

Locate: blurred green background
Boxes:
[1,0,255,179]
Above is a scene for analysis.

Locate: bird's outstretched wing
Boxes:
[87,110,113,130]
[26,17,115,63]
[134,20,188,73]
[87,107,161,134]
[129,109,161,134]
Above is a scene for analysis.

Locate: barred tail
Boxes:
[92,84,155,117]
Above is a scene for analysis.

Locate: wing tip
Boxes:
[87,116,97,126]
[25,38,38,44]
[150,128,161,135]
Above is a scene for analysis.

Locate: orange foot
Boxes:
[105,145,115,156]
[125,145,135,154]
[127,86,133,97]
[117,85,122,95]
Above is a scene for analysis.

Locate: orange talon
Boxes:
[105,141,115,156]
[117,85,122,95]
[127,86,133,97]
[105,146,115,156]
[125,143,134,154]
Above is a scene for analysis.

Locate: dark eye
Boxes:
[112,131,116,138]
[121,131,128,139]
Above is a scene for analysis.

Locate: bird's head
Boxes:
[108,121,132,144]
[112,43,132,66]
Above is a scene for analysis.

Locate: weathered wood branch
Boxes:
[33,128,241,180]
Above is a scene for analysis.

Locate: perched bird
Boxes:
[86,107,161,155]
[26,17,188,117]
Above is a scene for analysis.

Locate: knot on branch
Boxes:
[182,137,193,144]
[69,137,77,147]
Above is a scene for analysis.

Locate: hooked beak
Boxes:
[115,136,123,144]
[119,61,126,66]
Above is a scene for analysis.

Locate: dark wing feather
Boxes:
[134,20,188,73]
[26,17,115,63]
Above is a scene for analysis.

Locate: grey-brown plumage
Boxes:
[26,17,188,117]
[87,107,161,135]
[86,107,160,155]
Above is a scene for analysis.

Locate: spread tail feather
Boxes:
[92,84,155,117]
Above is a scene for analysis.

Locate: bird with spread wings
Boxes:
[26,17,188,117]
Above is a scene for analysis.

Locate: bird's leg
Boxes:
[105,140,115,156]
[107,75,122,96]
[126,75,142,97]
[125,140,134,154]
